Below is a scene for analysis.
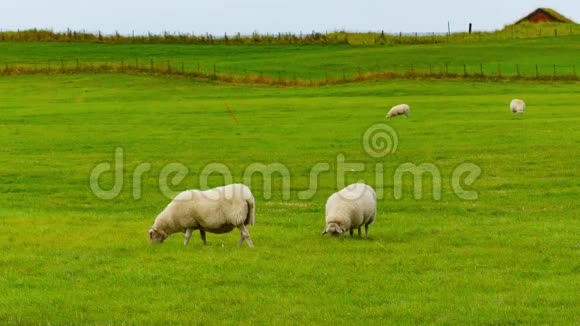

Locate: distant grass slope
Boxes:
[2,22,579,45]
[0,74,578,324]
[1,36,579,78]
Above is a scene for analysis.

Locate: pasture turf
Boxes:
[0,74,578,324]
[1,35,579,78]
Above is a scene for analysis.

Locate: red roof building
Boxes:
[515,8,575,24]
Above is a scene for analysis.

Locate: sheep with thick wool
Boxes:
[149,184,255,247]
[386,104,410,119]
[322,183,376,237]
[510,99,526,114]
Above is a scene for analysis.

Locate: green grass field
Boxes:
[2,35,579,78]
[1,70,578,324]
[1,34,580,324]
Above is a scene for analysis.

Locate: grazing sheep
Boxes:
[386,104,410,119]
[149,183,255,248]
[322,183,376,237]
[510,99,525,114]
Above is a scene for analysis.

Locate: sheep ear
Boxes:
[321,227,327,236]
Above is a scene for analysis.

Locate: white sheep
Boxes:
[510,99,525,114]
[386,104,410,119]
[149,183,255,247]
[322,183,376,237]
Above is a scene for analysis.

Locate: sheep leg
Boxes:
[238,232,244,247]
[184,228,192,246]
[364,224,369,238]
[199,229,207,245]
[238,224,254,248]
[349,229,354,237]
[358,227,362,237]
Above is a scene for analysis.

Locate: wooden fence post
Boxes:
[516,64,520,77]
[480,63,483,77]
[150,59,154,71]
[535,64,539,78]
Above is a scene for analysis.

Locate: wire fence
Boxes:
[1,59,578,86]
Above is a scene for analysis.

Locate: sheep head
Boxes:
[149,227,167,244]
[322,222,344,237]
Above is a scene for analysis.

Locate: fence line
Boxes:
[1,25,580,45]
[1,60,578,86]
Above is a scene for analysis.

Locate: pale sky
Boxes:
[1,0,579,35]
